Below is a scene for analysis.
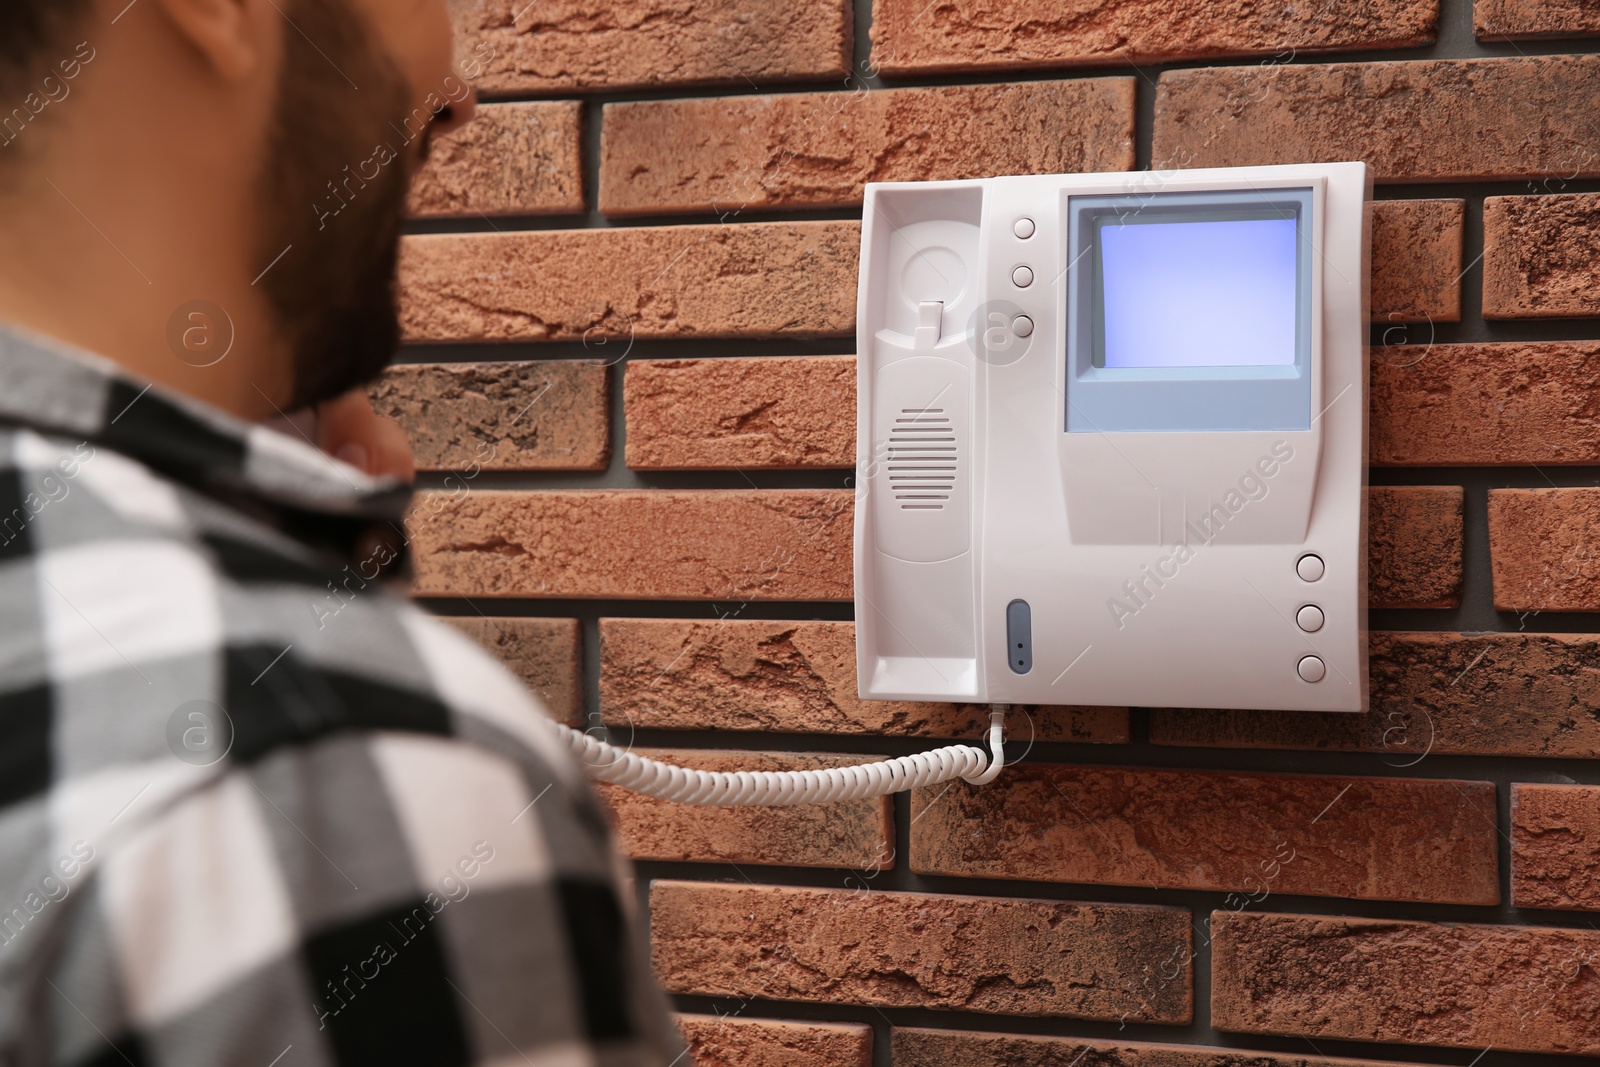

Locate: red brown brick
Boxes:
[677,1016,871,1067]
[450,0,850,95]
[399,223,858,343]
[1369,486,1463,608]
[596,749,892,870]
[628,327,1483,475]
[402,207,1457,347]
[438,616,583,726]
[409,490,853,600]
[1211,911,1600,1055]
[868,0,1437,76]
[624,357,855,470]
[408,102,583,218]
[599,618,1130,742]
[893,1028,1426,1067]
[1153,632,1600,759]
[650,881,1192,1023]
[1483,194,1600,319]
[1154,56,1600,182]
[370,361,609,472]
[1513,784,1600,911]
[1489,488,1600,611]
[1477,0,1600,41]
[599,81,1135,216]
[1374,342,1600,465]
[910,766,1498,904]
[1369,199,1463,324]
[412,488,1445,603]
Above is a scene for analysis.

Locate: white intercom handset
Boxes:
[854,164,1371,713]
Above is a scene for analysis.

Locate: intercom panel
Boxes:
[854,163,1370,712]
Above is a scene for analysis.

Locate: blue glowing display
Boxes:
[1097,216,1299,369]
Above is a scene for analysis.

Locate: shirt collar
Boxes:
[0,322,413,567]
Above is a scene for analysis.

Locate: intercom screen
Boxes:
[1095,213,1299,370]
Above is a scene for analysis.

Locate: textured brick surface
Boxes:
[399,223,858,343]
[370,361,608,471]
[1513,784,1600,911]
[1477,0,1600,40]
[1211,912,1600,1055]
[1154,56,1600,182]
[596,749,892,869]
[1489,488,1600,611]
[1483,194,1600,319]
[599,81,1135,215]
[407,102,583,218]
[599,618,1130,742]
[677,1016,872,1067]
[625,356,855,470]
[413,489,1444,604]
[438,616,582,726]
[1153,632,1600,759]
[910,766,1498,904]
[402,211,1460,345]
[1369,199,1463,324]
[1373,342,1600,465]
[894,1028,1425,1067]
[651,881,1191,1023]
[410,490,853,600]
[638,342,1506,472]
[1368,486,1464,608]
[450,0,850,95]
[868,0,1437,75]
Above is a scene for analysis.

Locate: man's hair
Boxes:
[0,0,90,97]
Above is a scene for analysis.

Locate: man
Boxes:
[0,1,680,1064]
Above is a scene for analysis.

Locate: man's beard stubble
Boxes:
[258,0,422,411]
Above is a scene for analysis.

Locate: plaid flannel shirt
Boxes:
[0,325,683,1067]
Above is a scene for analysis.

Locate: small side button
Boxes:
[1297,655,1326,683]
[1006,599,1032,675]
[1013,217,1036,239]
[1012,265,1034,288]
[1296,553,1325,582]
[1296,604,1325,633]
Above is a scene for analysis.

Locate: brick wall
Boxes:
[390,1,1600,1063]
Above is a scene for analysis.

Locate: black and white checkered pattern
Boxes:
[0,325,683,1067]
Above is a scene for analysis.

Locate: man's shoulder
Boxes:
[0,425,585,800]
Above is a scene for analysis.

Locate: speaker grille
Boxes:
[888,408,956,511]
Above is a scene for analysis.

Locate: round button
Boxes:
[1296,604,1325,633]
[1013,217,1036,240]
[1012,315,1034,338]
[1012,265,1034,288]
[1297,655,1326,683]
[1296,553,1325,582]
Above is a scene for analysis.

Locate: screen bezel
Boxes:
[1065,187,1315,433]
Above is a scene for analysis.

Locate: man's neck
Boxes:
[0,180,292,421]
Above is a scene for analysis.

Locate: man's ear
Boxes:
[153,0,268,81]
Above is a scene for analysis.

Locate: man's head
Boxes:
[0,0,474,416]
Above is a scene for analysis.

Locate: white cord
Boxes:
[558,707,1008,806]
